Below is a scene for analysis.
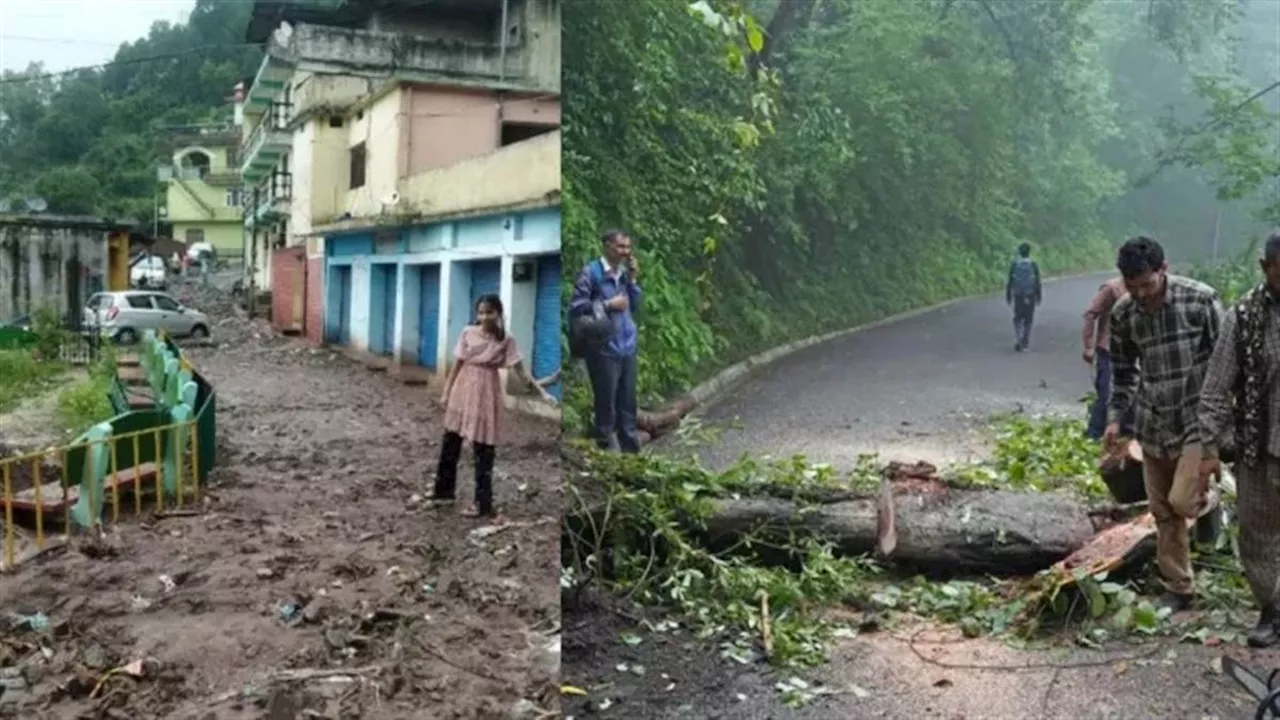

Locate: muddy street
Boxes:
[0,303,561,719]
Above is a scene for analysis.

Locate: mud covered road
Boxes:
[0,292,561,719]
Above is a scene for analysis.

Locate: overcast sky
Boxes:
[0,0,194,74]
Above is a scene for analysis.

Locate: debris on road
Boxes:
[0,285,561,718]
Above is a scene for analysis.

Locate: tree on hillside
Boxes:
[0,0,261,222]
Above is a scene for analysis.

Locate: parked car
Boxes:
[83,291,211,344]
[130,254,168,290]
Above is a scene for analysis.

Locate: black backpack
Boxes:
[569,260,613,359]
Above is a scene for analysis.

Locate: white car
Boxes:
[131,255,168,290]
[84,291,211,345]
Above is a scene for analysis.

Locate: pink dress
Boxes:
[443,326,523,446]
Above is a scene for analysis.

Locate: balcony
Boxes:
[247,170,293,226]
[324,130,559,229]
[241,101,293,183]
[157,165,240,186]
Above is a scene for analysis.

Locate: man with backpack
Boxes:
[1006,242,1043,352]
[569,229,643,453]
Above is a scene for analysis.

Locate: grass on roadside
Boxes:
[55,349,119,436]
[0,349,67,415]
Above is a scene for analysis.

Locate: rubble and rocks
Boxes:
[0,285,562,718]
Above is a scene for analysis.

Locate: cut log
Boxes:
[700,489,1100,577]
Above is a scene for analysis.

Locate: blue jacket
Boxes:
[569,259,642,358]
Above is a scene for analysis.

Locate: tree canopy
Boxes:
[0,0,261,221]
[563,0,1279,407]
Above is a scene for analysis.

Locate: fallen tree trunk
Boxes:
[700,489,1101,576]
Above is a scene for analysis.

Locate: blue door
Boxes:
[532,255,562,399]
[369,264,396,356]
[418,264,441,370]
[469,260,501,318]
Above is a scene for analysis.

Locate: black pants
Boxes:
[434,431,497,515]
[585,352,640,453]
[1012,294,1036,349]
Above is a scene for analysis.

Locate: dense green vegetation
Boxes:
[563,0,1279,412]
[0,0,260,223]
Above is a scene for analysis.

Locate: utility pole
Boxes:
[1211,204,1222,265]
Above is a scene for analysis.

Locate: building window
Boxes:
[349,142,367,190]
[329,116,344,128]
[501,123,556,147]
[185,228,205,245]
[226,188,245,207]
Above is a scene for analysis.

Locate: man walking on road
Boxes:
[1082,276,1129,440]
[1106,236,1223,612]
[569,229,643,453]
[1006,242,1042,352]
[1198,231,1280,647]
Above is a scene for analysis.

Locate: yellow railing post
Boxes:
[61,449,71,538]
[153,429,164,512]
[109,437,120,523]
[32,458,43,550]
[132,433,142,516]
[3,463,13,571]
[190,422,200,502]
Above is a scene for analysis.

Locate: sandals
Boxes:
[422,492,456,507]
[461,505,509,524]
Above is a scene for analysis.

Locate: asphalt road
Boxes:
[687,272,1115,469]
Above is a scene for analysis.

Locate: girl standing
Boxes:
[428,294,555,521]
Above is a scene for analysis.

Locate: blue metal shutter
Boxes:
[469,260,502,314]
[418,264,441,370]
[532,255,562,399]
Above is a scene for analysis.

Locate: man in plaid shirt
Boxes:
[1105,236,1223,612]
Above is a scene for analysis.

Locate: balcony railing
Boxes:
[251,170,293,222]
[157,165,240,186]
[243,101,292,156]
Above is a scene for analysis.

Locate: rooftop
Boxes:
[245,0,504,44]
[0,214,142,234]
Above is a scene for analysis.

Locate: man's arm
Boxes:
[626,277,643,316]
[1197,309,1239,459]
[1005,261,1015,304]
[1107,305,1138,426]
[1033,262,1043,304]
[568,265,595,317]
[1081,283,1112,352]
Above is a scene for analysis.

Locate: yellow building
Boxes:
[158,124,246,264]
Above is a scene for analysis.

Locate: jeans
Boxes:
[1012,294,1036,349]
[585,352,640,453]
[434,431,497,515]
[1087,348,1111,440]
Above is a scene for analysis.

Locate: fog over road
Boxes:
[688,272,1115,468]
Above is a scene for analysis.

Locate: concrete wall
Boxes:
[343,88,407,222]
[290,115,349,239]
[0,223,109,321]
[402,130,560,220]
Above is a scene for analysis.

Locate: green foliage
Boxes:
[55,349,118,435]
[1187,236,1262,306]
[951,414,1107,497]
[29,304,74,361]
[0,0,260,222]
[0,350,65,414]
[564,0,1275,421]
[565,447,880,671]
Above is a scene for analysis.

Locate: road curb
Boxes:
[679,268,1114,413]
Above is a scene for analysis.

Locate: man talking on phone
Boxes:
[569,229,643,453]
